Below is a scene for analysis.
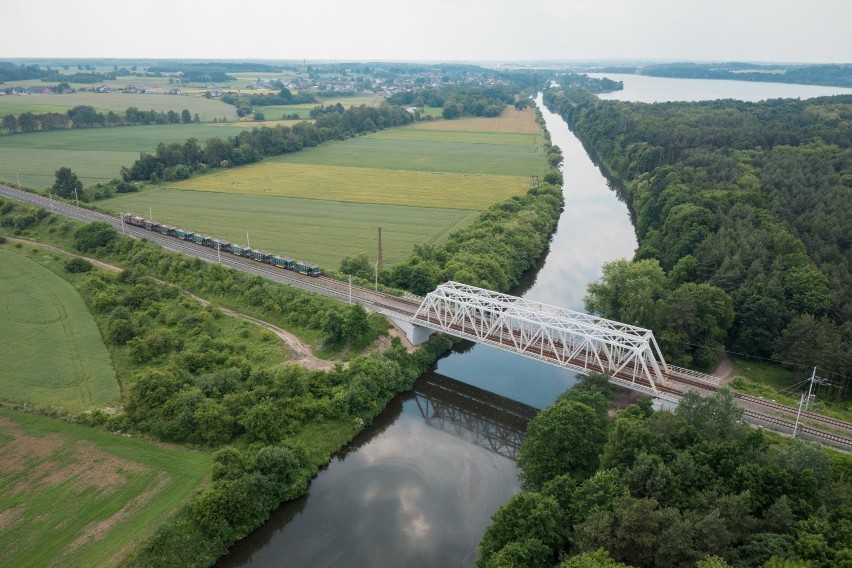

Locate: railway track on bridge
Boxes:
[3,184,850,449]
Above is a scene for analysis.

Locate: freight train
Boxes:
[122,213,321,277]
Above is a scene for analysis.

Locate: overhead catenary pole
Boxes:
[348,275,352,305]
[74,186,79,208]
[48,192,53,211]
[793,367,817,438]
[247,231,250,249]
[217,242,222,264]
[120,212,126,234]
[17,173,21,190]
[374,260,379,291]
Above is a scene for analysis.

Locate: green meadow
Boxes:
[0,408,210,568]
[109,188,476,267]
[0,122,253,188]
[0,246,118,412]
[110,107,546,269]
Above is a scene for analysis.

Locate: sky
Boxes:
[2,0,850,63]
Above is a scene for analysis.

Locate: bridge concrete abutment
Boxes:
[385,314,434,345]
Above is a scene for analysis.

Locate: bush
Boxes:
[74,221,117,252]
[64,256,93,273]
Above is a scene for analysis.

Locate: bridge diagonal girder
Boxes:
[413,281,669,392]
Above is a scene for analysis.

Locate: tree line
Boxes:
[628,63,852,89]
[477,374,852,568]
[544,88,852,383]
[220,87,317,117]
[387,85,517,118]
[1,104,199,134]
[120,103,414,182]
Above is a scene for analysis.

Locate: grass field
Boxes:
[0,247,118,412]
[0,122,257,188]
[109,188,476,267]
[0,408,210,568]
[0,92,237,121]
[109,106,546,269]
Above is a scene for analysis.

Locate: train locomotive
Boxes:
[122,213,321,277]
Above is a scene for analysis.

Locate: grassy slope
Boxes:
[0,408,210,568]
[0,246,118,412]
[730,356,851,421]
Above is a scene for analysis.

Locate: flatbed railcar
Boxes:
[122,212,322,277]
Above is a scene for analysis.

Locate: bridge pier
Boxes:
[385,314,434,345]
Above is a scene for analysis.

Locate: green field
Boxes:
[0,408,210,568]
[0,122,257,188]
[0,247,118,412]
[0,91,237,121]
[109,107,546,269]
[109,188,476,267]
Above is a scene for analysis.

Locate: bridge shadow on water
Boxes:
[412,371,538,461]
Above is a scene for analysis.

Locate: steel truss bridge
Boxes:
[403,281,682,401]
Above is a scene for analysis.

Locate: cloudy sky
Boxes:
[3,0,850,63]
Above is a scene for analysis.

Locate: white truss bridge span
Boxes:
[406,282,682,401]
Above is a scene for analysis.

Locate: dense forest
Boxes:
[543,88,852,385]
[594,63,852,88]
[477,374,852,568]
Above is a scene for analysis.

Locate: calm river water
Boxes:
[218,76,851,567]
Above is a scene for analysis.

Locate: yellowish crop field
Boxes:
[167,163,528,210]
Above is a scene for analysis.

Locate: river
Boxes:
[217,75,849,567]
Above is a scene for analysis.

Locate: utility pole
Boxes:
[17,173,21,190]
[374,260,379,291]
[348,275,352,305]
[74,186,79,208]
[149,207,153,222]
[48,193,53,211]
[377,227,383,272]
[217,242,222,264]
[246,231,251,249]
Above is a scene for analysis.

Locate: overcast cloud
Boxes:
[2,0,850,62]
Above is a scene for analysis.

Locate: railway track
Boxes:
[3,184,850,448]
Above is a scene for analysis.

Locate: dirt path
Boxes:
[6,237,338,371]
[180,290,337,371]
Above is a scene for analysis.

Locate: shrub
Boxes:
[64,256,93,273]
